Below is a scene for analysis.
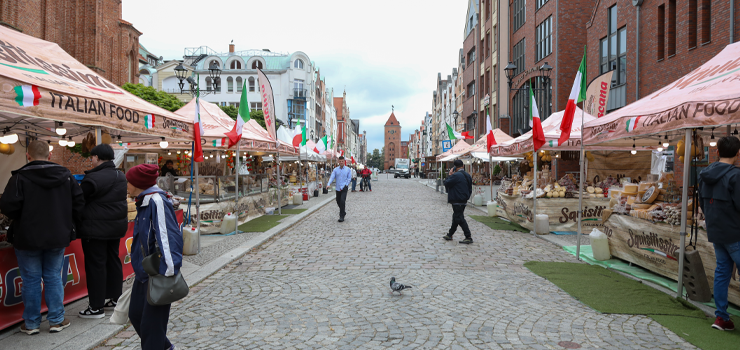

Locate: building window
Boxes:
[230,60,242,69]
[689,0,698,48]
[486,0,492,21]
[600,8,627,111]
[480,38,485,61]
[294,59,304,69]
[536,0,549,10]
[535,17,552,62]
[467,47,476,66]
[512,86,527,134]
[250,102,262,110]
[657,4,665,59]
[701,0,711,43]
[229,102,240,108]
[227,77,234,93]
[513,39,525,75]
[236,77,243,92]
[467,81,475,99]
[513,0,526,32]
[252,61,263,70]
[248,77,255,91]
[668,0,676,56]
[486,32,491,57]
[206,77,213,91]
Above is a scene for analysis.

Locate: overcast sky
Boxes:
[123,0,468,153]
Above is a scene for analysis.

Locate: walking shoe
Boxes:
[712,316,735,331]
[49,319,71,333]
[359,189,364,192]
[443,234,453,241]
[338,217,345,222]
[103,299,118,310]
[20,324,39,335]
[459,238,474,244]
[79,306,105,319]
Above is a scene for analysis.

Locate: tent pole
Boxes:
[235,143,240,216]
[489,154,493,202]
[532,153,538,236]
[576,107,586,261]
[677,129,692,299]
[195,160,200,254]
[277,150,282,216]
[95,127,102,145]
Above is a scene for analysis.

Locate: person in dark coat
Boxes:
[0,140,84,335]
[698,136,740,331]
[160,160,178,177]
[442,159,473,244]
[77,144,128,319]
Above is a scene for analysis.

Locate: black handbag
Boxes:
[140,223,189,306]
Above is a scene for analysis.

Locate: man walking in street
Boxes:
[327,156,352,222]
[698,136,740,331]
[0,140,85,334]
[78,144,128,319]
[443,159,473,244]
[351,166,358,192]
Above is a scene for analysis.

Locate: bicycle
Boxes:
[360,176,371,191]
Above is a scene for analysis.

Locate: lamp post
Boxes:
[504,61,553,134]
[452,110,459,132]
[174,61,222,96]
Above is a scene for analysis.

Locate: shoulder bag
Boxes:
[140,208,189,306]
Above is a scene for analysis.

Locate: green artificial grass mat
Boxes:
[278,209,307,214]
[525,261,740,349]
[469,215,529,233]
[651,315,740,349]
[237,215,290,232]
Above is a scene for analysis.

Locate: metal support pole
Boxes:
[677,129,692,299]
[95,127,102,145]
[532,154,538,236]
[277,152,282,215]
[576,107,586,261]
[234,143,240,214]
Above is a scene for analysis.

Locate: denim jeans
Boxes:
[14,248,67,329]
[351,178,357,191]
[713,241,740,321]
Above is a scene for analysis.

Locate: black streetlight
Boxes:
[452,110,459,131]
[504,61,553,133]
[174,61,222,96]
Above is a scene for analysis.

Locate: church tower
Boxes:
[383,111,401,170]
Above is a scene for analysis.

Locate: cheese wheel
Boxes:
[547,191,553,198]
[587,186,595,193]
[642,186,659,204]
[595,188,603,194]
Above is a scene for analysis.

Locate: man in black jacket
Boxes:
[0,140,84,335]
[698,136,740,331]
[77,144,128,319]
[443,159,473,244]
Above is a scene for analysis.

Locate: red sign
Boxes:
[0,210,183,331]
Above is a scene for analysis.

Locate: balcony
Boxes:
[293,88,307,99]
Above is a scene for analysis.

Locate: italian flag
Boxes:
[625,116,641,132]
[529,85,546,152]
[559,47,587,146]
[14,85,41,107]
[226,80,251,148]
[212,138,228,147]
[292,119,305,149]
[485,106,497,153]
[314,135,328,153]
[640,248,677,261]
[144,114,155,129]
[446,123,463,140]
[193,75,205,162]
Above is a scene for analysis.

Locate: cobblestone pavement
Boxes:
[103,177,694,350]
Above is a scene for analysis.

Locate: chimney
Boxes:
[229,43,235,53]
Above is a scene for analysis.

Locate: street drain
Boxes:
[558,341,581,349]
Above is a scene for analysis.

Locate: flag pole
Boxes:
[195,148,201,254]
[235,142,240,216]
[576,105,585,261]
[532,150,537,236]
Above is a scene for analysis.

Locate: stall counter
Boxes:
[496,193,608,232]
[0,210,184,331]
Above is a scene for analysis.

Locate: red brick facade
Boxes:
[586,0,739,106]
[383,112,401,170]
[0,0,141,87]
[462,31,478,133]
[506,0,594,135]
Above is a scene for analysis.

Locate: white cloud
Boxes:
[124,0,467,152]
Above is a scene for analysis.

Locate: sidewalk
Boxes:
[0,191,335,350]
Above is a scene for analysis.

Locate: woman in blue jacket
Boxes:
[126,164,183,350]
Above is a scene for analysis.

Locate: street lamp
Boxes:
[452,110,459,131]
[174,61,221,96]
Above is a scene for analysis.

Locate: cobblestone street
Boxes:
[106,177,694,350]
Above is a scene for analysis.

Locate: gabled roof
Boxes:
[385,112,400,127]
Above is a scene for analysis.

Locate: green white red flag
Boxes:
[314,135,328,153]
[529,85,546,152]
[625,116,641,132]
[226,80,251,148]
[559,46,587,146]
[446,123,472,140]
[486,106,496,152]
[144,114,155,129]
[13,85,41,107]
[212,138,227,147]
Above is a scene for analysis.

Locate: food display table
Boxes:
[496,193,609,232]
[0,210,184,331]
[603,214,740,306]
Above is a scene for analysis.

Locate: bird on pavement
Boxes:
[390,277,412,294]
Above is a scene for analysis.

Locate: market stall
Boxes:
[0,26,196,330]
[582,41,740,301]
[458,131,515,204]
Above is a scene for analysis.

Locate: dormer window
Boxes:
[230,61,242,69]
[252,61,263,69]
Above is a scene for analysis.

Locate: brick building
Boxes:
[334,90,349,153]
[505,0,593,137]
[478,0,508,138]
[462,0,479,142]
[586,0,740,112]
[400,141,409,159]
[0,0,142,87]
[383,112,401,170]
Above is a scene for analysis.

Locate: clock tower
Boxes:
[383,111,401,170]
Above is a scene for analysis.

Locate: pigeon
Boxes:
[390,277,412,294]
